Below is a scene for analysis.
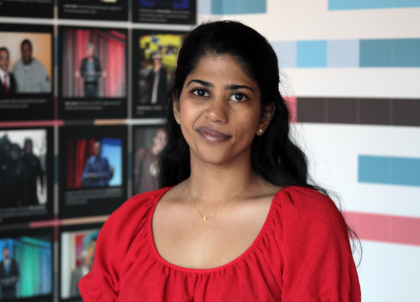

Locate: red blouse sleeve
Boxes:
[278,187,361,302]
[78,191,156,302]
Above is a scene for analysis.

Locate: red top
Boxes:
[79,186,361,302]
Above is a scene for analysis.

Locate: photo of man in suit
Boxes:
[75,44,106,98]
[81,141,114,187]
[12,39,51,93]
[0,247,19,300]
[0,47,16,96]
[145,52,167,105]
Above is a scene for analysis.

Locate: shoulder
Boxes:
[12,60,23,69]
[273,186,347,236]
[102,187,170,236]
[32,59,47,71]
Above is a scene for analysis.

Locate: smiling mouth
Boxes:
[196,127,231,142]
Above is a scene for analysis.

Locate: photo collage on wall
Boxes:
[0,1,196,300]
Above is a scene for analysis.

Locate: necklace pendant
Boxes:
[203,216,207,221]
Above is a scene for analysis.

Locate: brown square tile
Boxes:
[359,98,391,125]
[296,97,326,123]
[392,99,420,127]
[327,98,358,124]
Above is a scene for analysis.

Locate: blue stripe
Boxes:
[198,0,212,14]
[297,40,327,68]
[271,41,297,68]
[329,0,420,10]
[327,40,359,67]
[211,0,266,14]
[358,155,420,187]
[272,38,420,68]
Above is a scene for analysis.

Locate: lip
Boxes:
[196,126,231,143]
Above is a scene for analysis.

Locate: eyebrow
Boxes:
[187,79,214,87]
[187,80,254,93]
[225,84,254,93]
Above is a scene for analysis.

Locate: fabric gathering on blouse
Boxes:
[78,186,361,302]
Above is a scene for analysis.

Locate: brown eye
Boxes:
[230,93,247,102]
[193,89,209,97]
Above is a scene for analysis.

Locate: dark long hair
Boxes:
[158,21,360,258]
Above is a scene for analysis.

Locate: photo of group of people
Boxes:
[0,229,53,301]
[59,126,127,219]
[59,27,128,119]
[0,31,52,96]
[59,224,102,301]
[133,31,186,117]
[0,25,54,121]
[0,128,53,224]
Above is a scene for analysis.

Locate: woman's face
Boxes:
[175,55,264,165]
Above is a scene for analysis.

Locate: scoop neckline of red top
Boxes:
[147,185,286,274]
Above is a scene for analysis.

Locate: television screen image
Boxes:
[0,233,53,300]
[0,128,53,224]
[139,0,189,9]
[58,125,127,219]
[133,126,166,195]
[60,227,101,300]
[60,28,126,99]
[0,24,54,121]
[66,137,122,189]
[134,0,196,24]
[0,31,52,95]
[59,27,128,119]
[133,31,187,117]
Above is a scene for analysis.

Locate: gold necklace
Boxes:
[188,174,255,221]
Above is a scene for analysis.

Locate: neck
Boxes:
[188,149,255,206]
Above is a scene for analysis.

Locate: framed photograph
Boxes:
[132,125,166,196]
[0,227,53,302]
[133,0,196,24]
[58,125,128,219]
[58,0,128,21]
[58,26,128,119]
[0,0,53,19]
[0,24,54,121]
[0,127,54,225]
[132,30,187,118]
[59,223,103,302]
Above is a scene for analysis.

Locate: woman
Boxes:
[79,21,361,301]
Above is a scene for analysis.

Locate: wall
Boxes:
[197,0,420,300]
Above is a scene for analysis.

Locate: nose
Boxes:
[204,94,228,123]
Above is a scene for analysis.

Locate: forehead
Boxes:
[186,55,256,87]
[0,50,8,57]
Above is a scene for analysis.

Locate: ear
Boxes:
[172,93,181,124]
[256,102,275,136]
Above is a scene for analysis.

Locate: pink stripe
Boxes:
[283,96,297,123]
[0,120,63,128]
[29,219,62,228]
[344,211,420,246]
